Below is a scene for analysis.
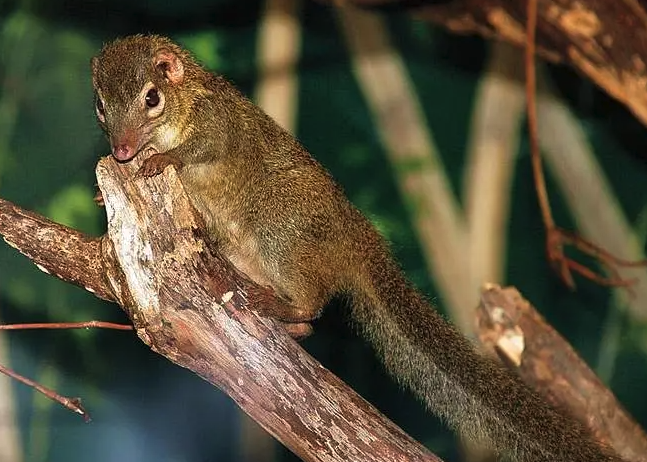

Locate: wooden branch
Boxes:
[476,284,647,462]
[0,200,113,302]
[0,155,441,462]
[331,0,647,129]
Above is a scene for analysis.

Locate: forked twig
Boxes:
[524,0,647,290]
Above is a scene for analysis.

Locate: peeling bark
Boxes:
[0,155,440,462]
[332,0,647,128]
[476,284,647,462]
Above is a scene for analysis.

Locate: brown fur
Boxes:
[92,35,622,461]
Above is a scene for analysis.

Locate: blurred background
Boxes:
[1,0,647,461]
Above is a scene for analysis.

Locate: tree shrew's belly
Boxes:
[180,163,275,289]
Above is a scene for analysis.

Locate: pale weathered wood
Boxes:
[0,153,441,462]
[476,284,647,462]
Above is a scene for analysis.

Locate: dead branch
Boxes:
[476,283,647,462]
[0,155,440,462]
[330,0,647,130]
[0,202,113,301]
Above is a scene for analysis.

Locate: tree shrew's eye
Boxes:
[145,88,160,108]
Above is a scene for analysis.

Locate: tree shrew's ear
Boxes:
[154,48,184,85]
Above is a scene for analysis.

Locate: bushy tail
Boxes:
[349,252,619,462]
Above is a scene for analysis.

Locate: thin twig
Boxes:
[524,0,647,290]
[0,321,130,420]
[0,363,90,422]
[0,321,132,330]
[525,0,552,229]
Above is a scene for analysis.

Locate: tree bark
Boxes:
[0,155,440,462]
[333,0,647,129]
[476,283,647,462]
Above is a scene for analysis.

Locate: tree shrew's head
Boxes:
[91,35,202,162]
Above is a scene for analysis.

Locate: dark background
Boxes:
[1,1,647,461]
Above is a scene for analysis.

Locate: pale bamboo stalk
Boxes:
[254,0,302,132]
[336,5,475,333]
[463,42,525,306]
[0,310,23,462]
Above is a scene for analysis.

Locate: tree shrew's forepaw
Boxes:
[137,153,184,178]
